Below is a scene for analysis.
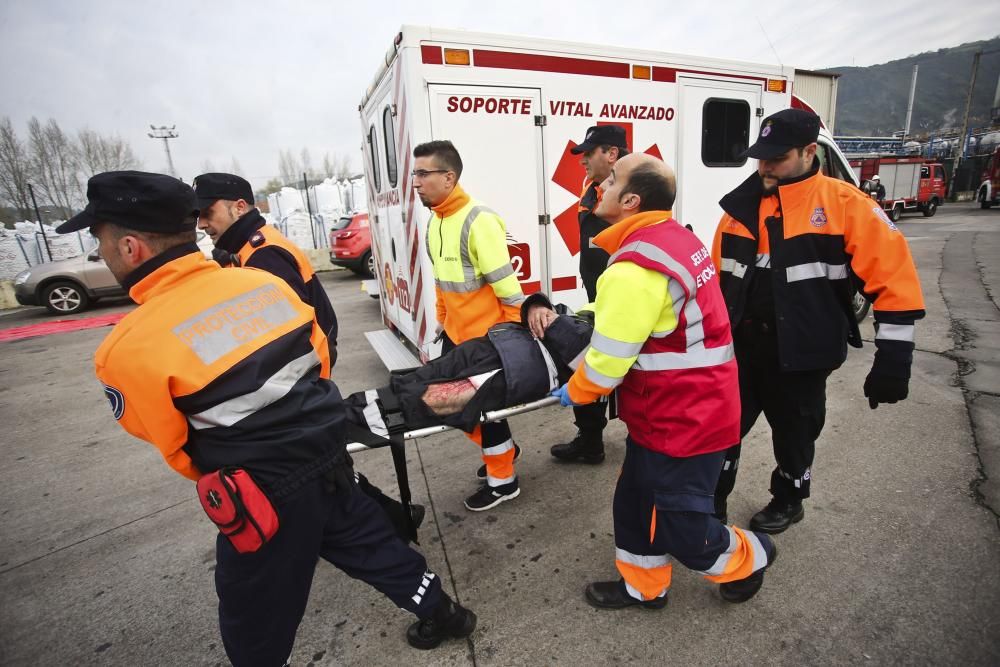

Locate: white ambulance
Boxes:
[359,26,859,367]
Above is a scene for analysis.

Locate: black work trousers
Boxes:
[215,475,440,667]
[715,331,831,506]
[573,399,608,438]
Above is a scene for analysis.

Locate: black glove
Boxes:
[864,333,913,409]
[212,247,240,267]
[863,371,908,409]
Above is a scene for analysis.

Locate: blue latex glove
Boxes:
[550,384,581,407]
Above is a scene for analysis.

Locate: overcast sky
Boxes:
[1,0,997,190]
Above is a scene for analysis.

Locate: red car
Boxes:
[329,212,374,277]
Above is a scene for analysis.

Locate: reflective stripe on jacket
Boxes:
[95,245,347,492]
[711,167,925,372]
[568,211,740,457]
[427,185,524,344]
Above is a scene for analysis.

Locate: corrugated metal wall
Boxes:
[793,71,839,132]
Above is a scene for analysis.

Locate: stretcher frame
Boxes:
[345,396,560,453]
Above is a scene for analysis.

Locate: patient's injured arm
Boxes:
[421,378,477,416]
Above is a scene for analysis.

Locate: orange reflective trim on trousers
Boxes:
[615,560,672,601]
[483,447,516,481]
[649,506,657,544]
[467,425,516,481]
[702,526,757,584]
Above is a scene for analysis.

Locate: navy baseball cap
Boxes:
[56,171,198,234]
[742,108,821,160]
[192,172,254,208]
[571,125,628,154]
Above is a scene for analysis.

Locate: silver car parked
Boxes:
[13,232,214,315]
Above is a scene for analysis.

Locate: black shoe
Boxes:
[475,443,521,481]
[550,433,606,464]
[463,481,520,512]
[406,593,477,650]
[748,499,804,534]
[719,535,777,603]
[584,579,668,610]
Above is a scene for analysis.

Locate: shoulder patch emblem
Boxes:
[872,206,897,231]
[103,384,125,420]
[249,232,266,248]
[809,207,828,227]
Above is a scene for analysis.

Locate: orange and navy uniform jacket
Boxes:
[214,209,339,363]
[94,243,348,493]
[712,166,925,373]
[567,211,739,457]
[427,184,524,345]
[577,180,611,301]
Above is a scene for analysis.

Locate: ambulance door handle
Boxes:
[391,239,397,262]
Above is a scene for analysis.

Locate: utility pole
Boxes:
[951,51,981,198]
[148,125,179,177]
[903,65,918,142]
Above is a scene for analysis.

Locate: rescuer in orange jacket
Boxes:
[546,154,776,609]
[711,109,926,534]
[414,140,526,512]
[57,171,476,663]
[194,172,423,541]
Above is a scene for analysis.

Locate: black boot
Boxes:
[550,432,605,464]
[748,498,804,534]
[719,534,777,603]
[584,579,668,610]
[406,592,477,650]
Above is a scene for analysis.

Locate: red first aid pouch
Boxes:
[196,467,279,553]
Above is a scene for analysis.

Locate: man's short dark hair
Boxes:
[104,217,198,254]
[413,140,463,179]
[622,165,676,212]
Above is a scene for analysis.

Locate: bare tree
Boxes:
[77,128,141,176]
[230,156,243,176]
[300,147,315,181]
[0,117,33,219]
[27,117,81,215]
[334,154,353,180]
[277,149,300,186]
[200,159,216,173]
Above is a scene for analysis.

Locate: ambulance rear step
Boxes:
[365,329,420,372]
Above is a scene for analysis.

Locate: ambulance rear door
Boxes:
[676,77,762,246]
[427,85,549,299]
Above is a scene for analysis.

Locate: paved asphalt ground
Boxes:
[1,203,998,666]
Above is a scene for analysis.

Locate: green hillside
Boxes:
[831,37,1000,137]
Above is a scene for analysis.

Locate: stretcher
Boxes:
[345,395,560,453]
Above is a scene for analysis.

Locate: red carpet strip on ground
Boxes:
[0,312,127,342]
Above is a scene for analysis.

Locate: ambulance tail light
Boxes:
[444,49,471,66]
[767,79,787,93]
[632,64,651,80]
[337,231,356,239]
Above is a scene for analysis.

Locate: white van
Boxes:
[359,26,859,367]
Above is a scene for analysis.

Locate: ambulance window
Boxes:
[702,99,750,167]
[816,142,855,184]
[920,165,930,179]
[383,106,398,188]
[367,124,381,192]
[934,166,945,180]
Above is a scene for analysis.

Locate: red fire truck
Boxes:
[977,146,1000,209]
[849,155,947,221]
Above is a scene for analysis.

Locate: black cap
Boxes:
[570,125,628,154]
[192,172,254,208]
[742,108,821,160]
[56,171,198,234]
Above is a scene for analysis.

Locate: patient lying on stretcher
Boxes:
[343,294,593,437]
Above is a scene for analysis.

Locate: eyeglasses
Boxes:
[411,169,449,179]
